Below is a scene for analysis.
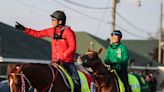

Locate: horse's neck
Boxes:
[93,63,108,74]
[99,72,118,92]
[23,64,53,91]
[93,65,111,82]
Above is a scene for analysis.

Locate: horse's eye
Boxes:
[82,60,90,68]
[81,55,88,60]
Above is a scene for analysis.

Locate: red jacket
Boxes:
[24,26,76,64]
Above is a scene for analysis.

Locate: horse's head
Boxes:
[8,64,22,92]
[8,64,31,92]
[81,48,117,90]
[81,48,103,70]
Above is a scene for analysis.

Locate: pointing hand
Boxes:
[15,21,26,31]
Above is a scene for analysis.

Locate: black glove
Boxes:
[104,60,111,65]
[15,22,26,31]
[110,62,121,70]
[110,62,120,66]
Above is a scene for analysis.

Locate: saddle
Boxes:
[52,64,91,92]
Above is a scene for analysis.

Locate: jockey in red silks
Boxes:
[15,10,81,92]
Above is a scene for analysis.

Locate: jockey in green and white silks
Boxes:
[104,42,128,70]
[104,30,132,92]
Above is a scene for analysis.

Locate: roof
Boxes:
[122,40,158,59]
[122,40,158,66]
[0,22,51,60]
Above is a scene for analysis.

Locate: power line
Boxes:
[115,24,147,38]
[53,0,110,23]
[39,0,60,8]
[116,11,149,34]
[62,0,112,10]
[15,0,110,23]
[53,0,145,38]
[15,0,50,13]
[15,0,145,39]
[95,0,111,36]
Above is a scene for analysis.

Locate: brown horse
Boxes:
[8,63,71,92]
[81,48,119,92]
[81,48,142,92]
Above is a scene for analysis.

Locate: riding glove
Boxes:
[110,62,121,70]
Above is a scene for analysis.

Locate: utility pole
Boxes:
[110,0,118,43]
[111,0,117,32]
[111,0,140,33]
[158,0,163,64]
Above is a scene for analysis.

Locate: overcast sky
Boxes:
[0,0,162,40]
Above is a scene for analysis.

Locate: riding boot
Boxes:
[126,86,132,92]
[62,62,81,92]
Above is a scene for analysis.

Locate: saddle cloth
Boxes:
[53,65,91,92]
[111,70,141,92]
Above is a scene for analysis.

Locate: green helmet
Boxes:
[50,10,66,25]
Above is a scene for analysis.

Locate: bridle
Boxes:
[82,52,112,88]
[93,68,119,92]
[9,65,58,92]
[82,49,120,91]
[93,67,112,88]
[9,72,32,92]
[9,65,32,92]
[95,70,111,88]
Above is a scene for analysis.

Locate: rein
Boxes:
[9,65,59,92]
[84,57,111,88]
[42,65,58,92]
[9,72,32,92]
[82,49,120,92]
[93,71,111,88]
[9,64,32,92]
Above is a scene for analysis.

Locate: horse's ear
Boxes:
[98,48,103,54]
[87,48,92,52]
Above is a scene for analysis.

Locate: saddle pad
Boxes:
[58,65,74,92]
[58,65,90,92]
[112,70,141,92]
[128,74,141,92]
[131,73,145,86]
[111,70,125,92]
[78,71,90,92]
